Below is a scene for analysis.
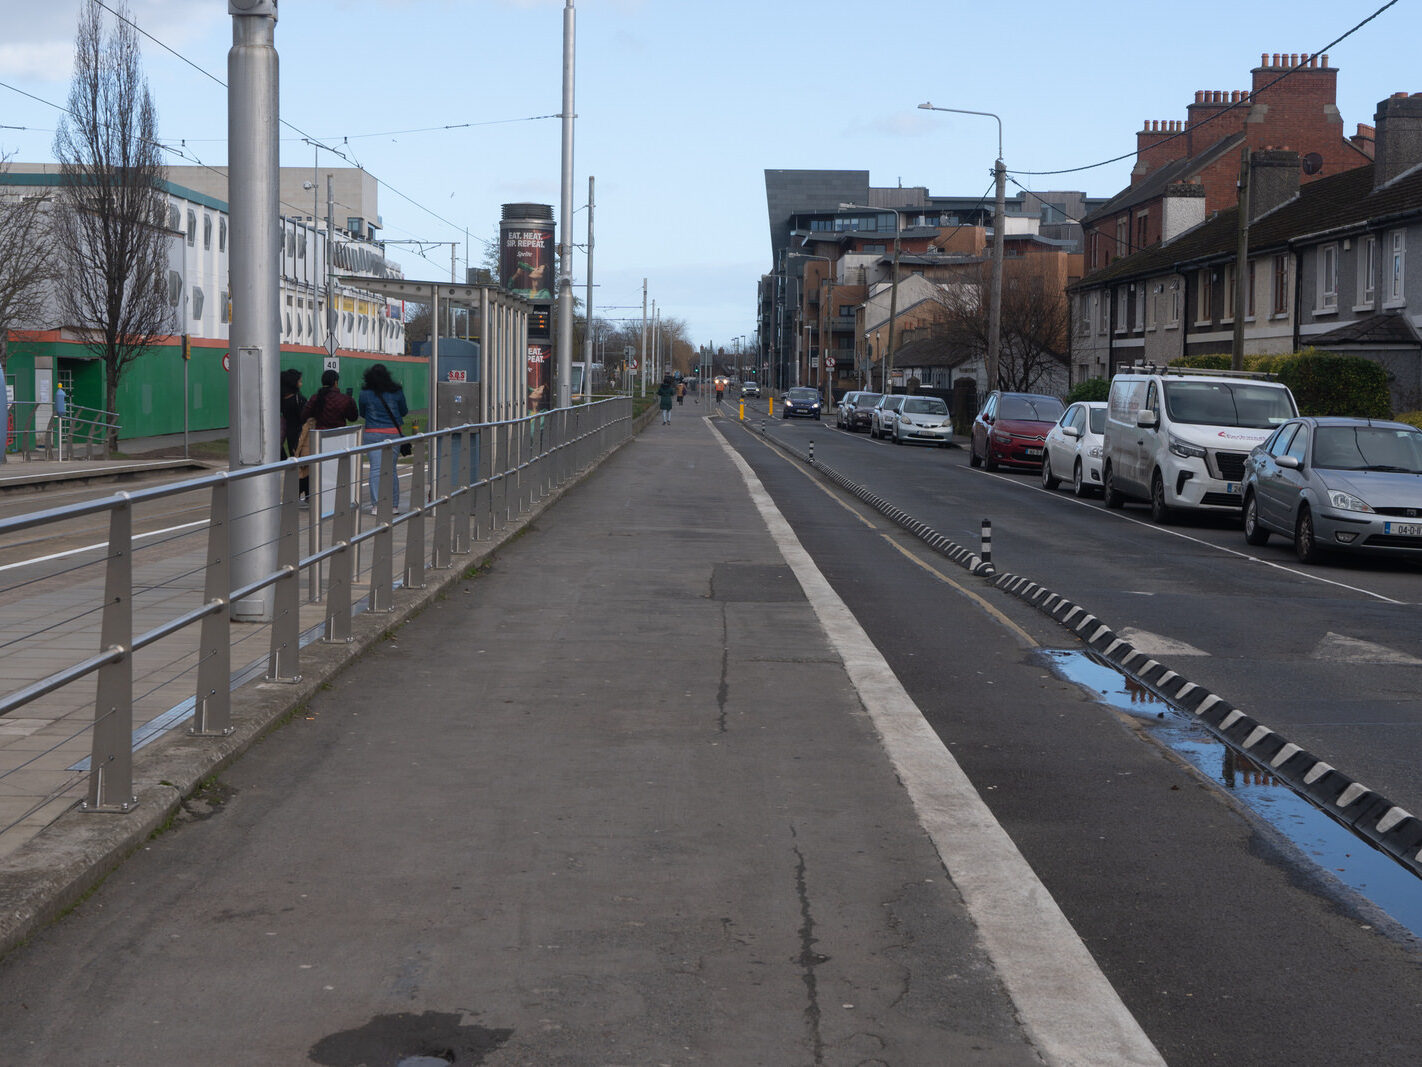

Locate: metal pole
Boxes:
[989,157,1005,393]
[325,175,335,358]
[640,279,648,397]
[227,0,280,622]
[555,0,576,408]
[886,214,900,394]
[1231,145,1250,371]
[584,175,594,402]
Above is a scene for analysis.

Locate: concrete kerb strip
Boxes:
[713,422,1165,1067]
[725,418,1422,881]
[0,414,652,964]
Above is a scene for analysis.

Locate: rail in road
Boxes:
[0,401,634,866]
[731,397,1422,882]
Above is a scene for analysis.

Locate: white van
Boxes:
[1102,364,1298,522]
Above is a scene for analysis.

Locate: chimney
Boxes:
[1134,119,1185,184]
[1160,181,1206,243]
[1351,123,1377,159]
[1248,149,1301,222]
[1186,89,1249,153]
[1373,92,1422,187]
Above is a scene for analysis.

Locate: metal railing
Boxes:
[5,401,120,460]
[0,398,632,824]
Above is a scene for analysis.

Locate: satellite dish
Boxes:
[1301,153,1324,176]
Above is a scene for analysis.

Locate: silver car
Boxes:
[892,395,953,446]
[1241,416,1422,563]
[870,394,906,439]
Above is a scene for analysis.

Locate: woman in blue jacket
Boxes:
[357,364,408,513]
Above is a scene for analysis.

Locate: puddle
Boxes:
[1044,648,1422,939]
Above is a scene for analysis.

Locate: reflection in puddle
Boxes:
[1044,649,1422,940]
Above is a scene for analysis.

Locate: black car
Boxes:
[781,387,823,419]
[838,391,881,432]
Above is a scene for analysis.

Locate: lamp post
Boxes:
[918,103,1005,393]
[839,203,901,394]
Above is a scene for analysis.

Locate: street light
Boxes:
[839,203,901,394]
[918,102,1006,393]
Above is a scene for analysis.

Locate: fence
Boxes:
[0,397,632,838]
[5,401,120,461]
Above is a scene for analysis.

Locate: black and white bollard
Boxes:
[980,518,993,571]
[809,439,814,464]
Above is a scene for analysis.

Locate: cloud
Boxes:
[843,111,941,139]
[0,43,74,82]
[0,1,225,82]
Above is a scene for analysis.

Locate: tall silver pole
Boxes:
[227,1,280,622]
[325,175,335,357]
[640,279,648,397]
[555,0,576,408]
[583,175,594,402]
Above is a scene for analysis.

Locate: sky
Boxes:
[0,0,1417,351]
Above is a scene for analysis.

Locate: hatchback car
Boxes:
[838,391,881,432]
[892,395,953,446]
[870,394,907,439]
[1241,416,1422,563]
[781,386,823,419]
[741,381,761,398]
[970,392,1065,470]
[1042,401,1107,495]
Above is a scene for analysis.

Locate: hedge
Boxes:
[1066,378,1109,403]
[1169,350,1391,418]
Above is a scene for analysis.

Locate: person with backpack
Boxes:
[357,364,408,514]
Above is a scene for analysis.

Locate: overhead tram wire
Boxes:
[1006,0,1401,180]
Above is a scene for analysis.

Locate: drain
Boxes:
[1044,648,1422,939]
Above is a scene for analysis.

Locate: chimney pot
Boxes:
[1274,53,1282,66]
[1195,90,1204,103]
[1261,53,1269,67]
[1321,54,1328,66]
[1291,53,1300,67]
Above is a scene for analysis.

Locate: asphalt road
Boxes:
[718,408,1422,1064]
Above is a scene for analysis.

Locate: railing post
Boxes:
[324,453,355,642]
[433,433,453,568]
[371,443,397,612]
[267,467,302,683]
[454,427,474,555]
[82,496,136,813]
[476,425,493,541]
[404,437,428,589]
[192,475,233,735]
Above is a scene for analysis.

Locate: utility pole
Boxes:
[583,175,594,401]
[988,156,1006,394]
[640,279,648,397]
[1231,145,1250,371]
[227,0,280,622]
[556,0,577,408]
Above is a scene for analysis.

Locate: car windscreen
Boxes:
[999,396,1063,421]
[1162,381,1295,428]
[1088,407,1106,434]
[1312,426,1422,473]
[854,394,882,408]
[902,397,948,415]
[787,389,819,400]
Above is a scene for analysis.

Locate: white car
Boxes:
[1042,401,1107,496]
[869,394,906,439]
[892,395,953,447]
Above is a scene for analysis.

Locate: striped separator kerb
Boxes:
[732,419,1422,877]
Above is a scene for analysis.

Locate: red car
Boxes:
[969,391,1065,471]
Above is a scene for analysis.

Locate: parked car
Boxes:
[969,392,1064,470]
[741,381,761,398]
[870,394,907,439]
[838,391,881,432]
[1101,365,1297,522]
[1042,401,1107,495]
[781,386,823,419]
[892,395,953,447]
[1241,416,1422,563]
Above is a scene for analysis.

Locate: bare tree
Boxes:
[0,154,59,465]
[50,0,172,449]
[934,263,1069,394]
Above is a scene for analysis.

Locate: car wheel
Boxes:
[983,445,998,471]
[969,440,982,467]
[1102,463,1124,509]
[1150,470,1172,524]
[1295,505,1323,563]
[893,427,902,444]
[1041,454,1060,490]
[1072,460,1088,497]
[1243,493,1270,546]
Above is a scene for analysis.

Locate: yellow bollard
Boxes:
[738,399,745,421]
[769,396,774,417]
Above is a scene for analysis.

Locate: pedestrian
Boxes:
[302,368,359,430]
[357,363,409,514]
[53,383,68,454]
[657,375,675,425]
[714,379,725,405]
[676,379,686,406]
[279,368,310,503]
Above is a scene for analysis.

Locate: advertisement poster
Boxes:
[501,226,555,301]
[527,342,552,412]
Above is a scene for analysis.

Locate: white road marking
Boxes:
[1116,627,1209,657]
[0,519,210,574]
[716,430,1165,1067]
[1315,632,1422,666]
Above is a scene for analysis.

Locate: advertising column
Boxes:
[500,203,555,412]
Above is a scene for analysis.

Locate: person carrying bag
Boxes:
[357,364,409,514]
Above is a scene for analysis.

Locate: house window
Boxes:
[1145,285,1158,330]
[1359,235,1377,306]
[167,270,181,307]
[1116,217,1128,257]
[221,290,230,324]
[1168,279,1181,326]
[1317,244,1339,311]
[1097,292,1109,333]
[1388,230,1406,305]
[191,287,204,320]
[1135,211,1148,251]
[1115,287,1128,332]
[1134,285,1145,330]
[203,214,212,251]
[839,304,854,317]
[1196,270,1212,323]
[1272,255,1289,316]
[1247,261,1257,319]
[219,218,227,253]
[186,210,197,247]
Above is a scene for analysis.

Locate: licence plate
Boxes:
[1024,447,1042,457]
[1385,522,1422,536]
[1225,482,1240,495]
